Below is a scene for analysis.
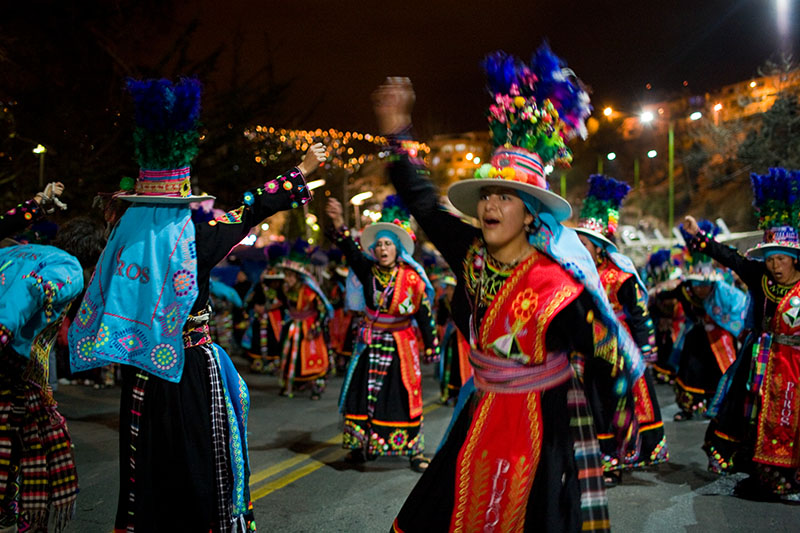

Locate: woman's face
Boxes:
[373,237,398,268]
[284,270,299,288]
[690,282,713,300]
[578,233,600,263]
[766,253,799,284]
[476,186,533,250]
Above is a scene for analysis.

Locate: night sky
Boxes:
[167,0,797,137]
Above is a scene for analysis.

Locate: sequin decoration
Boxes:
[173,269,196,297]
[150,343,179,371]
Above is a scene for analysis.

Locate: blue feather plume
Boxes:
[587,175,630,206]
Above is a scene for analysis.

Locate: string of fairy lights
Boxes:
[242,126,430,245]
[244,126,429,172]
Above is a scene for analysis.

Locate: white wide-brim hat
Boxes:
[360,222,415,255]
[746,241,800,259]
[574,227,617,253]
[446,147,571,222]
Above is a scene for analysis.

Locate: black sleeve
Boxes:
[687,231,765,290]
[618,277,656,352]
[329,226,375,283]
[413,290,440,362]
[195,167,312,268]
[386,134,480,279]
[545,290,595,356]
[0,199,44,240]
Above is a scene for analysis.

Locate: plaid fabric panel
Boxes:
[206,347,233,532]
[568,377,610,533]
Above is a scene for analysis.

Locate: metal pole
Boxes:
[597,155,603,174]
[353,203,361,233]
[560,172,566,198]
[668,121,675,240]
[38,153,45,188]
[633,157,640,189]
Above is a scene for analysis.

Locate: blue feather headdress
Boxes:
[746,167,800,258]
[119,77,209,202]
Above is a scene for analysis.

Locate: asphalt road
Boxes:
[56,360,799,532]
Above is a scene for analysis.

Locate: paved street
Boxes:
[58,361,798,532]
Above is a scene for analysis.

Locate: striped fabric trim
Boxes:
[206,347,233,531]
[568,377,610,533]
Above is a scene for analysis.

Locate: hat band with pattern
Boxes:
[764,225,799,245]
[136,167,192,198]
[490,148,546,188]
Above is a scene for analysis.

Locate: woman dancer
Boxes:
[326,194,439,471]
[379,45,643,533]
[686,168,800,503]
[574,175,667,482]
[68,78,326,531]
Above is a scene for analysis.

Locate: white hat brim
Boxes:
[118,194,216,204]
[360,222,415,255]
[746,242,800,259]
[574,227,618,253]
[446,179,572,222]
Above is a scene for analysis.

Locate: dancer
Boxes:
[0,216,105,532]
[326,195,439,472]
[68,78,326,531]
[277,239,332,400]
[658,221,747,422]
[242,243,288,375]
[379,45,643,532]
[574,175,667,482]
[687,168,800,502]
[646,248,685,383]
[326,249,356,373]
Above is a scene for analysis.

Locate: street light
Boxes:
[606,152,617,161]
[689,111,702,121]
[306,178,326,191]
[647,150,658,158]
[350,191,373,232]
[603,106,613,117]
[32,144,47,188]
[640,110,655,123]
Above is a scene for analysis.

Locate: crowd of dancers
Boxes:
[1,43,798,533]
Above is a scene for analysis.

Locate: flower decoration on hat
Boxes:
[119,78,213,203]
[575,175,631,250]
[278,239,314,277]
[747,167,800,258]
[447,42,591,222]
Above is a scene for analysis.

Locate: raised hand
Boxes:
[298,142,327,177]
[325,198,345,229]
[372,77,415,135]
[683,215,700,236]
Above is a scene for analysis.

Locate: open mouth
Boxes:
[482,217,500,229]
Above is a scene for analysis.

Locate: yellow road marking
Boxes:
[248,398,445,498]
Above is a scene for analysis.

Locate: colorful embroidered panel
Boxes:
[68,204,198,382]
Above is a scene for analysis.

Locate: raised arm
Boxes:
[373,78,479,278]
[195,143,327,266]
[682,215,764,289]
[324,198,375,282]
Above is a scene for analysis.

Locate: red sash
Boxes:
[361,266,428,418]
[754,280,800,467]
[450,251,582,532]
